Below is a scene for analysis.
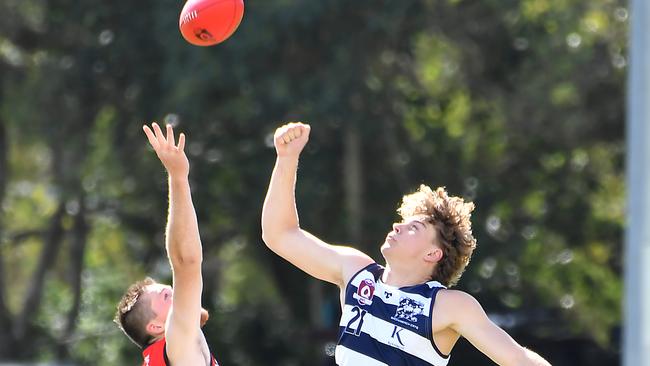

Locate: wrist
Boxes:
[168,172,190,183]
[276,155,300,164]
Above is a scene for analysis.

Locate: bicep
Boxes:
[265,229,374,287]
[165,266,203,354]
[447,293,527,366]
[461,320,526,365]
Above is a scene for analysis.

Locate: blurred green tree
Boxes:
[0,0,626,365]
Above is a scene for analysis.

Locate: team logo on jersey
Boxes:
[394,297,424,322]
[144,355,150,366]
[353,279,376,305]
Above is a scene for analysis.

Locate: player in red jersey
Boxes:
[115,123,218,366]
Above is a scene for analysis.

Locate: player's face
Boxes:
[381,215,439,263]
[146,283,173,328]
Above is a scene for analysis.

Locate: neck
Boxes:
[150,334,164,344]
[381,262,433,288]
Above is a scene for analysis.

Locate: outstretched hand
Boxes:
[274,122,311,158]
[143,122,189,178]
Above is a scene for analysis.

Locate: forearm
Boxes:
[261,156,301,243]
[503,348,551,366]
[520,348,551,366]
[166,174,202,266]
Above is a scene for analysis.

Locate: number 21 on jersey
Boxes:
[344,306,367,336]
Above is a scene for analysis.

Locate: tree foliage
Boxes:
[0,0,626,365]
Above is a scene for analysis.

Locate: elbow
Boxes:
[182,254,203,265]
[261,212,299,249]
[261,226,296,250]
[170,248,203,268]
[260,217,284,248]
[171,255,202,269]
[260,215,281,247]
[261,228,279,249]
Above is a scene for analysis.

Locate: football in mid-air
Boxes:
[179,0,244,46]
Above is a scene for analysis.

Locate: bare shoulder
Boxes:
[434,290,485,323]
[337,246,375,287]
[436,289,480,307]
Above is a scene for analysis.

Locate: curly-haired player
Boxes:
[261,122,551,366]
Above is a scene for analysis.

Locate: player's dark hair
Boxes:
[115,277,157,348]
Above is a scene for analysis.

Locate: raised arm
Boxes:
[261,122,373,288]
[143,123,203,359]
[437,290,551,366]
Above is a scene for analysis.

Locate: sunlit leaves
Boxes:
[0,0,627,364]
[521,235,621,345]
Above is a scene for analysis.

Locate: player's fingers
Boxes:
[287,128,297,140]
[143,125,160,149]
[281,133,292,144]
[166,124,176,147]
[302,124,311,138]
[178,133,186,151]
[273,125,285,139]
[288,122,308,140]
[274,125,288,141]
[152,122,166,144]
[290,124,307,141]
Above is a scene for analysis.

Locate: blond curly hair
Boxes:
[397,185,477,287]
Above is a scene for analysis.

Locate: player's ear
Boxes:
[424,248,443,264]
[146,320,163,335]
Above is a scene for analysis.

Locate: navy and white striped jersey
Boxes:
[335,263,450,366]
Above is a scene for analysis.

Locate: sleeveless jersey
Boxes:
[142,338,218,366]
[335,263,450,366]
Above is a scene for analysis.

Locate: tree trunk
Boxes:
[343,124,363,244]
[0,107,14,357]
[57,197,88,359]
[381,114,410,193]
[14,203,66,343]
[0,112,6,212]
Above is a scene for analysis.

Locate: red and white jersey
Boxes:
[142,338,218,366]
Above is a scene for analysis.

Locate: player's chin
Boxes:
[200,308,210,327]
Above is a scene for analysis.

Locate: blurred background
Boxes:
[0,0,627,365]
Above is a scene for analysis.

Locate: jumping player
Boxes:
[115,123,218,366]
[261,122,551,366]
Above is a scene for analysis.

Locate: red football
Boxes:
[179,0,244,46]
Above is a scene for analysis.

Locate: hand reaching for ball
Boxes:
[143,122,189,178]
